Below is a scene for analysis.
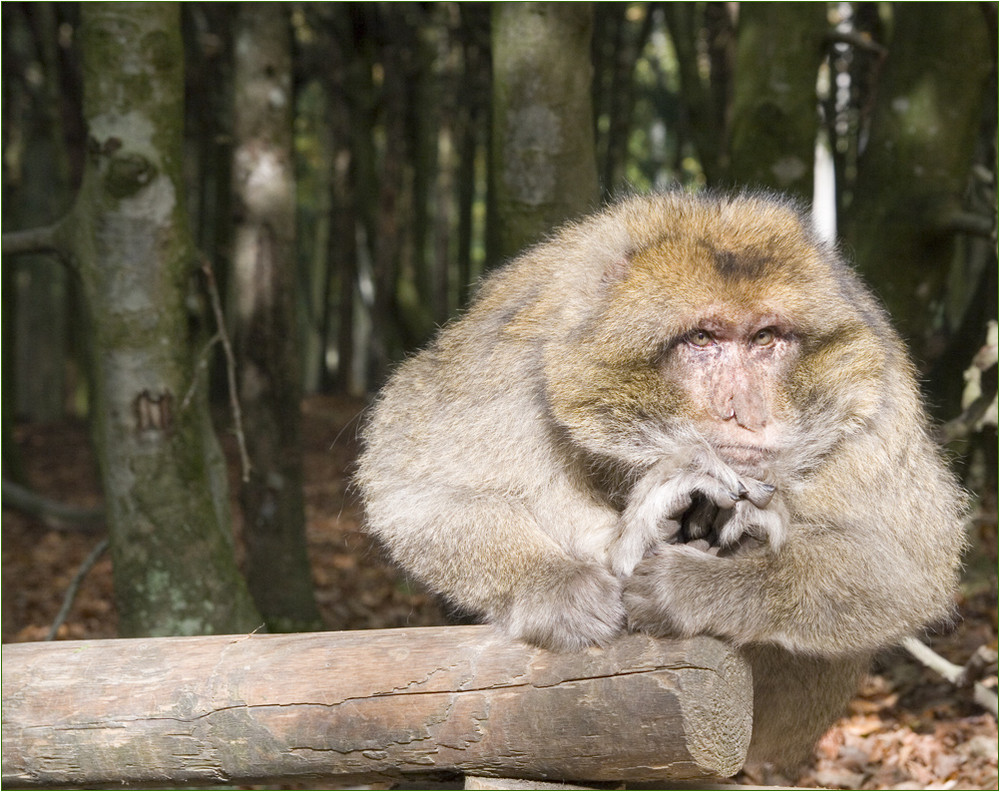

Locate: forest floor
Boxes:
[3,393,997,790]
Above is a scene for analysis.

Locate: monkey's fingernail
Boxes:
[736,482,749,498]
[745,481,776,508]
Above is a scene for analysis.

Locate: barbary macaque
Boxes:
[355,192,966,766]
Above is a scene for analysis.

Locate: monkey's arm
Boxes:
[622,525,954,656]
[364,484,626,652]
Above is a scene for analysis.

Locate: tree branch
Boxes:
[46,537,109,641]
[3,629,752,787]
[2,479,104,532]
[1,220,70,262]
[199,256,252,482]
[825,30,889,58]
[944,210,996,239]
[902,637,999,717]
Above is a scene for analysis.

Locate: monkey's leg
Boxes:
[622,525,947,657]
[742,645,869,769]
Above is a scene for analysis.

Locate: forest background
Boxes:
[2,3,997,788]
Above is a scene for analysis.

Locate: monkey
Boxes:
[355,191,967,768]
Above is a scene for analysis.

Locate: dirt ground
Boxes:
[3,394,997,789]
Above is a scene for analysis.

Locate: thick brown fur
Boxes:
[355,191,967,767]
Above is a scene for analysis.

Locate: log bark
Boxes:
[2,625,752,788]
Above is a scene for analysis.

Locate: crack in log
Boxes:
[32,663,707,731]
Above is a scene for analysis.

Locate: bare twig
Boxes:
[945,210,997,239]
[957,645,999,689]
[902,636,999,717]
[938,391,998,444]
[939,322,999,443]
[2,479,104,532]
[199,256,252,482]
[180,331,222,412]
[46,537,110,641]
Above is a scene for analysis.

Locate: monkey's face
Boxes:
[658,313,798,475]
[545,205,887,479]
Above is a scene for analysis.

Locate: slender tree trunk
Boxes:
[6,3,73,424]
[366,11,412,385]
[491,2,599,261]
[231,2,322,632]
[329,71,359,395]
[663,3,735,185]
[592,4,654,199]
[455,3,490,303]
[71,2,261,637]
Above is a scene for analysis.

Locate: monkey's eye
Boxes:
[752,328,776,346]
[688,329,714,347]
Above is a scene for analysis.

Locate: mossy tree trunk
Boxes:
[841,4,992,372]
[231,3,322,633]
[69,2,261,637]
[491,2,600,261]
[728,3,828,199]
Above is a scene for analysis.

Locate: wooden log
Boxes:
[2,625,752,788]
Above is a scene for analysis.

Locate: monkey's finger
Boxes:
[686,473,740,510]
[740,479,776,509]
[659,517,684,543]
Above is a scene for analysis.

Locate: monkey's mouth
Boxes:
[713,443,777,468]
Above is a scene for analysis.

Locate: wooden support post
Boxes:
[2,625,752,788]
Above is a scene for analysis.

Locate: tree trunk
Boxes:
[69,2,261,637]
[5,3,73,424]
[663,3,735,186]
[491,3,600,261]
[728,3,828,199]
[841,3,992,372]
[455,4,490,305]
[592,4,654,200]
[231,2,322,632]
[366,10,413,385]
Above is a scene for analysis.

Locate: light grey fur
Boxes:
[355,192,967,768]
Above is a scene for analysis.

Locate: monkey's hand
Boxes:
[609,451,784,577]
[691,488,789,559]
[622,544,763,642]
[499,560,626,652]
